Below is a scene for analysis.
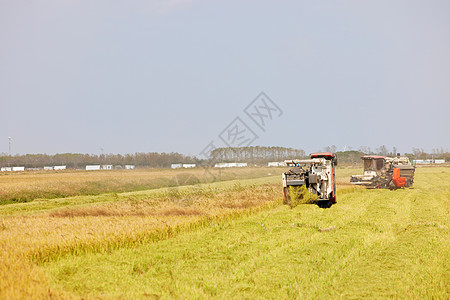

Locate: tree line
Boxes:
[210,146,306,163]
[0,152,197,169]
[0,146,306,169]
[324,145,448,158]
[0,146,447,169]
[323,145,449,164]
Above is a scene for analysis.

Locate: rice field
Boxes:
[0,167,448,299]
[0,167,279,204]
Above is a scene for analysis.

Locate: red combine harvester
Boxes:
[282,152,337,208]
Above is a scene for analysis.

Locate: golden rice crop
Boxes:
[0,179,282,299]
[0,166,371,299]
[0,167,281,204]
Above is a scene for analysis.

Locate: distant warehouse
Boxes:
[171,163,196,169]
[182,164,196,168]
[413,159,446,164]
[214,163,247,168]
[43,165,67,171]
[268,162,287,167]
[85,165,113,170]
[86,165,101,171]
[0,166,25,172]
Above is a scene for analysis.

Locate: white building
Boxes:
[171,163,182,169]
[413,160,429,164]
[214,163,228,168]
[214,162,247,168]
[54,165,66,170]
[1,167,12,172]
[182,164,196,168]
[124,165,135,170]
[44,166,54,171]
[86,165,101,171]
[12,167,25,172]
[101,165,113,170]
[413,159,446,164]
[268,162,287,167]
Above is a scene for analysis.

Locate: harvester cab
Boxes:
[282,152,337,208]
[350,154,415,189]
[350,156,386,188]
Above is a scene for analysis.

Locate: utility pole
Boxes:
[8,137,12,156]
[100,147,104,164]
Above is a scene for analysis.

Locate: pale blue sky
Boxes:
[1,0,449,156]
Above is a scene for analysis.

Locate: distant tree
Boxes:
[432,147,444,155]
[412,148,425,159]
[392,146,397,156]
[376,145,389,156]
[324,145,337,153]
[335,150,365,165]
[359,146,371,154]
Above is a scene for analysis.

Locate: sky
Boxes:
[1,0,449,156]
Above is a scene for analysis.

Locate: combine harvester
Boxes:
[282,153,337,208]
[350,154,415,189]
